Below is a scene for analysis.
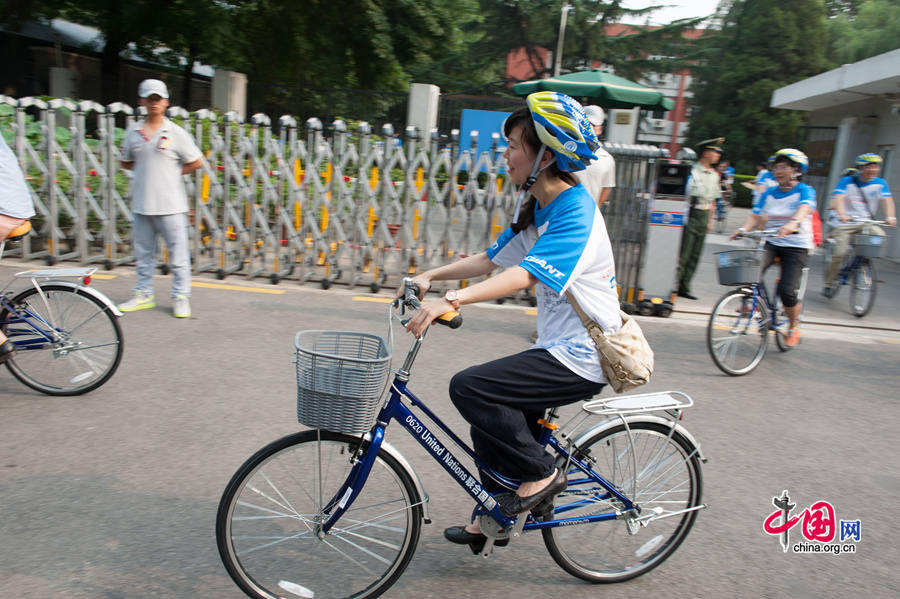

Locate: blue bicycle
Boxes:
[707,230,809,376]
[823,219,885,318]
[216,279,706,599]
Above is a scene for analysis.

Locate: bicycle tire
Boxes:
[1,284,124,395]
[543,421,703,583]
[217,430,423,599]
[849,258,877,318]
[706,289,769,375]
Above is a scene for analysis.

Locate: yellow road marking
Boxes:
[880,338,900,344]
[353,296,393,303]
[90,274,117,280]
[192,281,286,294]
[525,308,537,316]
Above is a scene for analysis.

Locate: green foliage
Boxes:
[687,0,831,173]
[825,0,900,65]
[732,174,755,208]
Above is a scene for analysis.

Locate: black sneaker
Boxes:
[822,287,833,299]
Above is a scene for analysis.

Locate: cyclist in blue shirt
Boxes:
[752,159,777,209]
[823,153,896,296]
[402,92,621,552]
[732,148,816,347]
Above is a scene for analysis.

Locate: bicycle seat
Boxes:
[3,219,31,241]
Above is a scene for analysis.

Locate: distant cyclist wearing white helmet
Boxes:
[823,153,896,296]
[575,105,616,208]
[732,148,816,347]
[401,92,620,552]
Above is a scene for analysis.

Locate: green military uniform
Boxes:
[678,138,724,297]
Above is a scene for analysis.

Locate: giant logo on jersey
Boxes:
[524,255,566,279]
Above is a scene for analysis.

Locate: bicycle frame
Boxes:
[316,371,637,538]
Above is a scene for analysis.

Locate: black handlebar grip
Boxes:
[435,311,463,329]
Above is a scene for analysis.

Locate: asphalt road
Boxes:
[1,263,898,599]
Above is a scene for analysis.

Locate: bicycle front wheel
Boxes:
[706,289,769,375]
[849,258,876,317]
[543,422,703,583]
[216,430,423,599]
[1,284,124,395]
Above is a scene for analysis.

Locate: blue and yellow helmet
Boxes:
[773,148,809,174]
[525,92,599,172]
[855,153,883,167]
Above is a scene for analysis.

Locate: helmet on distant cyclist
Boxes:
[767,154,776,164]
[773,148,809,174]
[525,91,599,173]
[855,153,883,167]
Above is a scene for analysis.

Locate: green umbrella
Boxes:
[513,69,674,111]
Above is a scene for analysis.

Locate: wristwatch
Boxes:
[443,289,461,310]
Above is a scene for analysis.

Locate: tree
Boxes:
[687,0,831,172]
[826,0,900,65]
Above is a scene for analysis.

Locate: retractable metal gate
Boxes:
[1,95,671,311]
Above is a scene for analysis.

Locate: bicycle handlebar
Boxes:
[396,278,463,329]
[830,218,885,228]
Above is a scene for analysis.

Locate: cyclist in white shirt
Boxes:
[823,153,896,297]
[402,92,620,553]
[732,148,815,347]
[0,133,36,363]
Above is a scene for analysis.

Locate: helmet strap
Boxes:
[512,145,555,224]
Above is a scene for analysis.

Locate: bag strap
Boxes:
[565,290,621,338]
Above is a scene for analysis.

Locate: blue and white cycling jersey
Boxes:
[752,170,776,209]
[829,176,892,224]
[753,182,817,249]
[487,184,620,383]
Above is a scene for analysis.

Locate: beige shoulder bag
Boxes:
[565,291,654,393]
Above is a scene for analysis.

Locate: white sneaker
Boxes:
[118,292,155,312]
[173,295,191,318]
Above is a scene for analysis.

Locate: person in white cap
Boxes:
[575,105,616,208]
[118,79,203,318]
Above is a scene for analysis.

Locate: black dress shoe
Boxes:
[678,291,698,300]
[496,468,567,517]
[444,525,508,554]
[0,340,15,365]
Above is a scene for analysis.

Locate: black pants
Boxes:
[763,243,808,308]
[449,348,605,492]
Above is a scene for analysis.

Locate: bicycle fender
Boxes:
[364,433,432,523]
[33,280,124,317]
[569,415,707,464]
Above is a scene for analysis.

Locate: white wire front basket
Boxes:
[295,330,391,435]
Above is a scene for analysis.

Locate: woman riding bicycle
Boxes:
[401,92,621,550]
[731,148,815,347]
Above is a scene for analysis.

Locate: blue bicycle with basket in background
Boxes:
[706,229,809,376]
[823,218,885,318]
[216,278,707,599]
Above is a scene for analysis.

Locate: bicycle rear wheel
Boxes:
[706,289,769,375]
[217,430,423,599]
[543,422,703,583]
[849,258,876,317]
[1,284,124,395]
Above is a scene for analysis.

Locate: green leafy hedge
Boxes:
[732,174,755,208]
